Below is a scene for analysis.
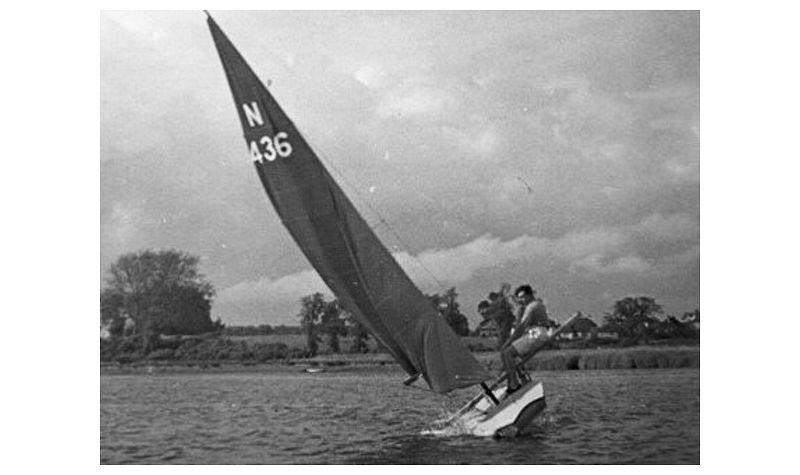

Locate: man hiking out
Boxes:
[500,285,555,394]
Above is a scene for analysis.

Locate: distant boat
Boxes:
[304,366,325,374]
[206,12,574,437]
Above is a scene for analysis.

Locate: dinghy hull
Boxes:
[455,380,546,438]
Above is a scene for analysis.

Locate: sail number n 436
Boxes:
[249,132,293,163]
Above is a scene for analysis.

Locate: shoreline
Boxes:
[100,345,699,375]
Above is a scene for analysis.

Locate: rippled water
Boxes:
[100,367,699,464]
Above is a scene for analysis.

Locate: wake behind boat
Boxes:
[205,12,576,437]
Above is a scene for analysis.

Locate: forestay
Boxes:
[207,14,490,393]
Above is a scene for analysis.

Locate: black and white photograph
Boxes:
[95,9,703,464]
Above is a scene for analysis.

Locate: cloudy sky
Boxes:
[100,10,699,327]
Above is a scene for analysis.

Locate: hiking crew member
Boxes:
[500,285,554,393]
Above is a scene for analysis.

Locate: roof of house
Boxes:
[569,316,598,332]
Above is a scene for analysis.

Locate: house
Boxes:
[681,311,700,331]
[595,331,619,340]
[557,315,598,340]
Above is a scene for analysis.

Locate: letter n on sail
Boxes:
[242,102,264,128]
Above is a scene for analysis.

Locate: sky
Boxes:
[100,10,699,327]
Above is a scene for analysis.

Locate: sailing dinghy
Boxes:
[206,12,572,437]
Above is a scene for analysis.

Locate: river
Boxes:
[100,367,699,464]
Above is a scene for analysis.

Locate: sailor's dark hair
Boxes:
[488,291,499,300]
[514,284,535,297]
[477,300,490,310]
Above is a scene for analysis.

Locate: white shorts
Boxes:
[510,326,551,356]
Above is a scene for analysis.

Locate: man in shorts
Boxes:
[500,285,554,394]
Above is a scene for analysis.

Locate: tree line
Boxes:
[598,296,699,343]
[290,287,472,357]
[100,249,698,363]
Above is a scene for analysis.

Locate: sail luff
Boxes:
[207,14,491,393]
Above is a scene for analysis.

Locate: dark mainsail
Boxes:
[207,15,490,393]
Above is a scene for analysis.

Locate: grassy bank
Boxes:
[479,346,699,372]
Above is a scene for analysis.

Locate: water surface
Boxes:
[100,367,699,464]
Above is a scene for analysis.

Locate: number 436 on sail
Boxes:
[249,132,293,163]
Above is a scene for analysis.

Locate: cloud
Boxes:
[636,212,699,242]
[395,234,546,284]
[551,228,628,261]
[441,125,502,158]
[217,212,696,307]
[216,235,537,305]
[100,13,208,160]
[406,227,650,282]
[376,86,453,118]
[101,11,168,40]
[653,244,699,276]
[572,253,651,275]
[353,64,386,89]
[101,203,141,254]
[664,157,700,182]
[538,77,636,151]
[217,269,329,304]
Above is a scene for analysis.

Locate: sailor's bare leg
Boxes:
[501,346,521,391]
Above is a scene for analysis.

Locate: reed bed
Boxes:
[522,346,699,371]
[102,334,698,373]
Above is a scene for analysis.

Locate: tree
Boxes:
[427,287,470,336]
[298,292,326,356]
[149,285,218,335]
[320,299,347,353]
[603,296,663,341]
[297,296,349,354]
[653,316,686,339]
[488,281,515,325]
[102,249,216,351]
[345,310,370,353]
[100,288,126,338]
[496,282,513,305]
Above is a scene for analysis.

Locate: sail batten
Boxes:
[207,14,490,393]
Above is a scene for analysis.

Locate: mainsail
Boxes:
[207,14,490,393]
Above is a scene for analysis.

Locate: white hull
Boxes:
[454,381,546,438]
